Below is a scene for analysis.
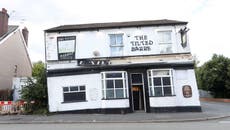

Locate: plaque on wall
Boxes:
[182,85,192,98]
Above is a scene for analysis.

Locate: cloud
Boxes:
[1,0,229,64]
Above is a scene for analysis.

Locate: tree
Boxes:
[20,61,48,113]
[196,54,230,98]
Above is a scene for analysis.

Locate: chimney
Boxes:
[22,27,29,46]
[0,8,9,37]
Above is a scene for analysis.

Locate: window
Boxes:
[109,34,123,56]
[157,30,172,54]
[63,85,86,102]
[101,71,128,99]
[147,69,174,96]
[57,36,76,60]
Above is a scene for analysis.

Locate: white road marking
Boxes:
[219,121,230,124]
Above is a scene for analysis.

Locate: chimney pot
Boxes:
[2,8,7,13]
[22,27,29,46]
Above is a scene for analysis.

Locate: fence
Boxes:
[0,101,34,115]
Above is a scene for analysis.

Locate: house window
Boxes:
[147,69,174,97]
[57,36,76,60]
[157,31,172,54]
[101,71,128,99]
[63,85,86,102]
[109,34,123,56]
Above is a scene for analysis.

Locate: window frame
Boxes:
[57,36,76,60]
[147,69,175,97]
[62,85,86,103]
[109,34,124,56]
[157,30,173,54]
[101,71,128,99]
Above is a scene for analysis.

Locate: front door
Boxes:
[131,73,145,111]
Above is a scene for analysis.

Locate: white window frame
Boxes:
[62,85,86,102]
[147,69,174,96]
[157,30,173,54]
[109,34,124,56]
[101,71,128,99]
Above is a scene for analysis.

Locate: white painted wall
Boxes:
[45,25,189,61]
[47,73,129,112]
[48,69,200,112]
[149,69,200,107]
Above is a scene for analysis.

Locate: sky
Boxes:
[1,0,230,65]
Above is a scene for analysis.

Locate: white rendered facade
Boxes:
[45,20,201,113]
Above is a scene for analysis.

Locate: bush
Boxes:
[20,61,48,114]
[196,54,230,98]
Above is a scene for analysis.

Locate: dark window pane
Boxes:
[115,89,124,98]
[163,77,171,85]
[75,92,86,100]
[149,87,153,96]
[148,71,151,77]
[163,87,172,96]
[70,86,78,91]
[131,74,142,84]
[153,77,162,86]
[148,78,152,86]
[115,80,123,88]
[154,87,163,96]
[63,87,69,92]
[106,73,122,78]
[106,90,114,98]
[106,80,114,88]
[79,86,85,91]
[63,92,85,102]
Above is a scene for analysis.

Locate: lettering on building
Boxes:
[78,59,110,66]
[130,35,154,52]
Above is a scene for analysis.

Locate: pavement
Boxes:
[0,101,230,124]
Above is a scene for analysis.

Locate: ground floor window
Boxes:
[147,69,174,96]
[101,71,128,99]
[63,85,86,102]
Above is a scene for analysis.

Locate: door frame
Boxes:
[130,73,146,112]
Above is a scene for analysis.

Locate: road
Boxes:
[1,118,230,130]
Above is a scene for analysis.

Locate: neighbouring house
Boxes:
[0,8,32,100]
[45,19,201,113]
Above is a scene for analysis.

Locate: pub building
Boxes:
[45,19,201,113]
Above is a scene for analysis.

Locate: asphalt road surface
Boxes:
[1,119,230,130]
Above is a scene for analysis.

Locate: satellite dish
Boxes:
[93,50,100,57]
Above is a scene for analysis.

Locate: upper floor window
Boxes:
[109,34,123,56]
[101,71,128,99]
[157,30,172,54]
[57,36,76,60]
[147,69,174,97]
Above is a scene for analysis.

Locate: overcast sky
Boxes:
[1,0,230,65]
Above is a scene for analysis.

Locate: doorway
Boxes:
[131,73,145,111]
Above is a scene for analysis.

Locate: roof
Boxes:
[45,19,187,32]
[0,25,19,41]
